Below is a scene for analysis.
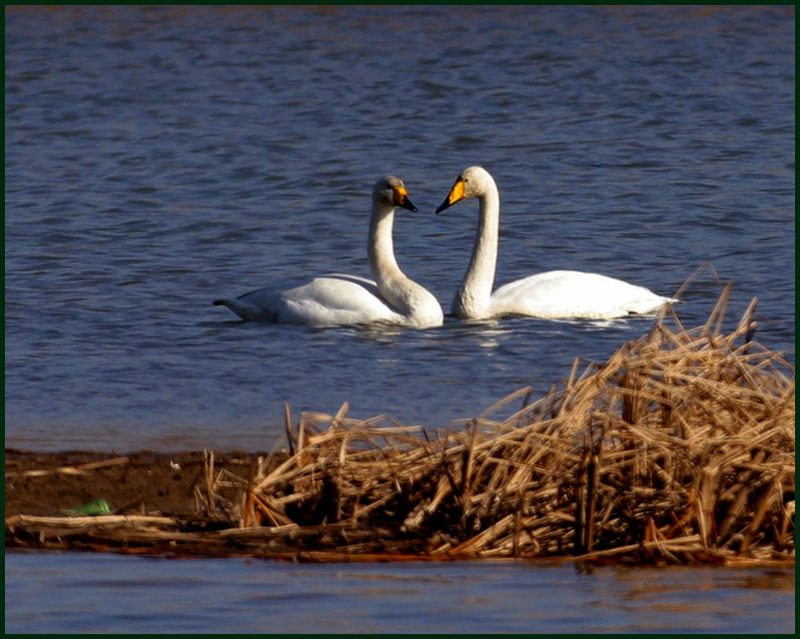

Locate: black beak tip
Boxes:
[398,196,418,213]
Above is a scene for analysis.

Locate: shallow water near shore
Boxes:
[5,5,794,633]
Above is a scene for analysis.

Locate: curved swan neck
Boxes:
[368,201,426,318]
[367,200,442,328]
[368,201,404,285]
[453,179,500,318]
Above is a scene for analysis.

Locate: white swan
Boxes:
[435,166,677,320]
[214,176,443,328]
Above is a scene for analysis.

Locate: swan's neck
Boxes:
[367,201,443,327]
[368,202,402,280]
[368,203,414,312]
[453,184,499,318]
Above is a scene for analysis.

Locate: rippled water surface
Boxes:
[6,4,794,452]
[5,5,795,633]
[5,552,795,634]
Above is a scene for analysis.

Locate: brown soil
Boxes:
[3,448,447,561]
[4,448,267,521]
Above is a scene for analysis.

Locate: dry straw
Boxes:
[228,284,794,564]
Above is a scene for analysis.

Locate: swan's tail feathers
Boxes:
[213,298,269,322]
[626,294,679,316]
[213,298,242,318]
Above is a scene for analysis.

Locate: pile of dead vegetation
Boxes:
[7,286,794,565]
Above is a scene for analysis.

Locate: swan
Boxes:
[214,176,443,328]
[435,166,677,320]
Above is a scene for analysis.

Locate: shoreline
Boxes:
[6,293,795,566]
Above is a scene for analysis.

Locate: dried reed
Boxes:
[238,286,794,564]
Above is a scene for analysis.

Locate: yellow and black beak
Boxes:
[392,186,418,212]
[435,177,465,214]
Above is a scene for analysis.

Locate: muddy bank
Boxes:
[5,449,266,521]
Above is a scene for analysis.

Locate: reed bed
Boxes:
[6,287,795,564]
[219,285,793,564]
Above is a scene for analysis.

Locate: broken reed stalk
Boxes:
[4,456,130,479]
[240,291,793,564]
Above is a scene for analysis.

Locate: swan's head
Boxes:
[436,166,495,213]
[374,176,417,212]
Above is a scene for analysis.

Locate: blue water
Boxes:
[5,552,795,634]
[5,5,795,633]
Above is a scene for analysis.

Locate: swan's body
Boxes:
[436,166,677,320]
[214,177,443,328]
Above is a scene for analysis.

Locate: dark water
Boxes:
[5,5,795,633]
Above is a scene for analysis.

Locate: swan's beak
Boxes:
[393,187,418,212]
[435,178,465,214]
